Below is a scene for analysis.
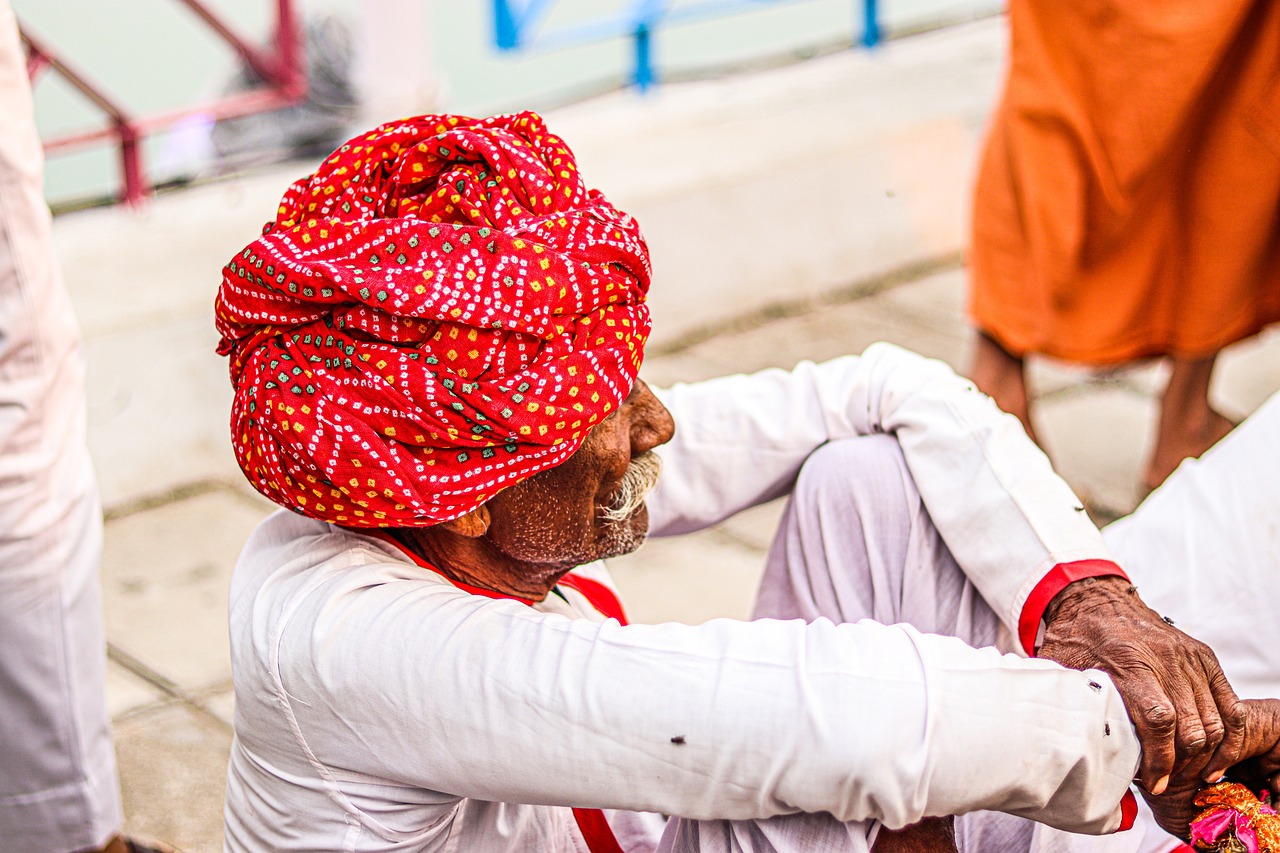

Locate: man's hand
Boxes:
[1038,576,1246,795]
[1142,699,1280,839]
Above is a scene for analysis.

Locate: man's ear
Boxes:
[439,505,491,538]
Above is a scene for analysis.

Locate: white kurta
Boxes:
[223,343,1140,852]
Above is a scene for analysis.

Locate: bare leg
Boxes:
[872,817,957,853]
[969,332,1037,443]
[1144,353,1235,491]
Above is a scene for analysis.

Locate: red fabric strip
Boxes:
[1018,559,1129,656]
[1118,789,1138,832]
[557,574,629,625]
[573,807,628,853]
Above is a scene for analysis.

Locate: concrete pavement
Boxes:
[44,17,1280,850]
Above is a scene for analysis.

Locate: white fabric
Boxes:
[1000,390,1280,853]
[648,346,1116,636]
[1106,390,1280,702]
[663,434,1007,853]
[224,344,1142,852]
[0,2,123,849]
[1097,390,1280,853]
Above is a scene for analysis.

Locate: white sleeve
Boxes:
[646,342,1116,635]
[275,572,1139,834]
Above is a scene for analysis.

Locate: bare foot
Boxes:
[872,816,957,853]
[1143,354,1235,492]
[1144,407,1235,492]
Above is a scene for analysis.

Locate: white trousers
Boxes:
[659,434,1010,853]
[0,3,123,850]
[662,389,1280,853]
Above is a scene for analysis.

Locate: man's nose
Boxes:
[628,379,675,455]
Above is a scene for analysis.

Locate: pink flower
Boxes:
[1190,804,1276,852]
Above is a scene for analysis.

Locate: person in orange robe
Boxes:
[968,0,1280,491]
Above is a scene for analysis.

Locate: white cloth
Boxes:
[224,344,1141,852]
[998,389,1280,853]
[718,379,1280,853]
[646,348,1117,633]
[1106,389,1280,702]
[0,2,122,849]
[662,434,1008,853]
[1098,390,1280,853]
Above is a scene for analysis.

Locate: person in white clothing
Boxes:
[0,4,174,852]
[215,112,1280,852]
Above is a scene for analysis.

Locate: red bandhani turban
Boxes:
[215,111,651,527]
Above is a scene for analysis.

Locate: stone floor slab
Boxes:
[1217,326,1280,419]
[1035,387,1154,520]
[106,660,168,721]
[202,688,237,730]
[115,703,231,853]
[680,289,968,379]
[101,490,272,693]
[608,529,766,625]
[717,499,788,554]
[57,166,299,343]
[1027,358,1118,401]
[640,351,732,389]
[873,266,968,335]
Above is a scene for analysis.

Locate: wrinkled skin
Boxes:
[1040,577,1246,794]
[1040,576,1280,839]
[1140,699,1280,840]
[399,378,676,599]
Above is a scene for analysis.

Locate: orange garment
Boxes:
[970,1,1280,365]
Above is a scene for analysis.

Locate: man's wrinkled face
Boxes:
[482,379,676,570]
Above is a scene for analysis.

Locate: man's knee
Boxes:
[766,434,993,643]
[755,435,923,624]
[792,435,915,519]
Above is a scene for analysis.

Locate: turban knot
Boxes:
[215,112,651,527]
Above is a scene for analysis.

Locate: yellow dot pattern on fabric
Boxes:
[214,111,651,528]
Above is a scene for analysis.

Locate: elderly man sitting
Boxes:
[215,113,1280,853]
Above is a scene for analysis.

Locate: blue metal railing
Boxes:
[492,0,881,92]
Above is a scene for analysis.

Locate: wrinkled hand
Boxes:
[1142,699,1280,839]
[1038,576,1246,795]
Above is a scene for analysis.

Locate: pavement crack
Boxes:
[103,478,267,521]
[107,644,233,732]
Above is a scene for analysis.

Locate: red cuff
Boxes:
[1018,559,1130,655]
[1118,789,1138,832]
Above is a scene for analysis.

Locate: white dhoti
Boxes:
[0,3,122,849]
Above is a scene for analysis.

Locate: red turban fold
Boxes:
[215,112,651,527]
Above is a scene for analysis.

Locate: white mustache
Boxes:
[600,451,662,523]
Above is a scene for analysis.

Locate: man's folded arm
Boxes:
[270,576,1138,833]
[647,343,1126,643]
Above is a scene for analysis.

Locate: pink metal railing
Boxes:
[20,0,306,207]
